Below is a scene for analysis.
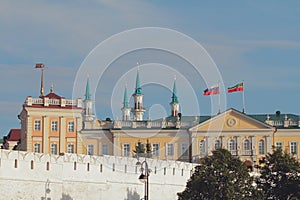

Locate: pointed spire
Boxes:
[85,77,91,101]
[134,63,142,95]
[171,75,179,103]
[123,85,130,108]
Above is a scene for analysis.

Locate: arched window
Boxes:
[229,139,236,151]
[215,140,221,149]
[259,139,265,154]
[200,140,206,155]
[244,139,250,151]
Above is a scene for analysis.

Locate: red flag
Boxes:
[35,63,45,68]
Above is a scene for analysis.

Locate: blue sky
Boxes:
[1,1,300,136]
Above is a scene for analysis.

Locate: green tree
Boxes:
[256,147,300,199]
[133,140,152,158]
[178,149,260,200]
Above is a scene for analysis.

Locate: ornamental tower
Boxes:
[121,85,131,121]
[83,77,95,122]
[170,77,180,117]
[131,66,145,121]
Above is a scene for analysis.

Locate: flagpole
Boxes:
[218,81,221,114]
[242,80,245,113]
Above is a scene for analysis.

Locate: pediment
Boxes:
[190,108,274,132]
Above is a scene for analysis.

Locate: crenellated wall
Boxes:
[0,150,195,200]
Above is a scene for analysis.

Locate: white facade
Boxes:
[0,150,194,200]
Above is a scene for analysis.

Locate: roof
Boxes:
[7,129,21,141]
[43,92,62,99]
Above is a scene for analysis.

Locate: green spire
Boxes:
[85,77,91,101]
[134,66,142,95]
[172,77,179,103]
[123,86,130,108]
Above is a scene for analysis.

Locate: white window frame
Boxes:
[229,139,236,151]
[68,121,75,132]
[215,139,221,150]
[180,143,189,157]
[34,143,40,153]
[244,139,250,151]
[87,144,94,155]
[152,143,160,157]
[50,143,58,155]
[34,120,41,131]
[51,121,58,132]
[122,143,130,157]
[102,143,109,155]
[166,143,174,156]
[200,140,206,155]
[67,144,74,153]
[275,142,283,150]
[290,141,297,155]
[258,139,265,154]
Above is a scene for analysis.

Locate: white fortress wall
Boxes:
[0,150,195,200]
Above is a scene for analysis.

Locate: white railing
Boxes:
[65,99,76,106]
[26,97,79,107]
[32,98,44,104]
[49,99,60,105]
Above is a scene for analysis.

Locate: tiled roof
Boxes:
[7,129,21,141]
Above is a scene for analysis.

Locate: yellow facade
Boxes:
[19,93,83,155]
[79,108,300,168]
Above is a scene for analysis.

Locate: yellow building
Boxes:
[18,88,84,154]
[13,66,300,168]
[17,65,84,154]
[79,68,300,170]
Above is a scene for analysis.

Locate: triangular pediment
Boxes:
[189,108,274,132]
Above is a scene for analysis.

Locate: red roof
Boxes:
[7,129,21,141]
[43,92,62,99]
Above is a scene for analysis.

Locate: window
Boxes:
[122,143,130,157]
[290,142,297,155]
[258,139,265,154]
[67,144,74,153]
[275,142,283,150]
[215,140,221,149]
[51,121,58,132]
[87,144,94,155]
[200,140,206,155]
[229,139,236,151]
[167,143,174,156]
[34,120,41,131]
[244,139,250,151]
[152,143,160,157]
[102,143,108,155]
[181,143,189,157]
[68,121,75,132]
[34,143,41,153]
[50,143,57,155]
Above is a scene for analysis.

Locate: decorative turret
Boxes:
[83,77,95,122]
[131,65,145,121]
[170,76,180,117]
[122,85,131,121]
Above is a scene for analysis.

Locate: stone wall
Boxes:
[0,150,195,200]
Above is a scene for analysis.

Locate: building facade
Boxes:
[9,66,300,168]
[79,68,300,169]
[18,88,84,154]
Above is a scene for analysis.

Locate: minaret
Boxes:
[131,65,146,121]
[83,77,95,122]
[122,85,131,121]
[170,76,180,117]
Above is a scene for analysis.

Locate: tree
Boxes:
[178,149,260,200]
[133,140,152,158]
[256,147,300,199]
